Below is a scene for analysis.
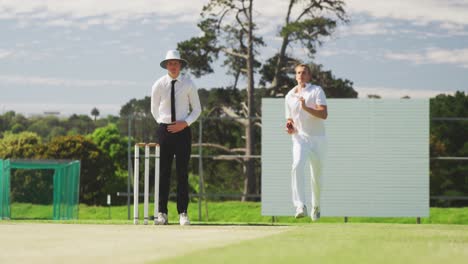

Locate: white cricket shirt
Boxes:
[285,83,327,137]
[151,74,201,126]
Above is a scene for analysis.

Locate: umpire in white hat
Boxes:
[150,50,201,225]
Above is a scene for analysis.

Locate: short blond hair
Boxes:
[294,63,312,75]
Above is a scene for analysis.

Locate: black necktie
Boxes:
[171,80,177,122]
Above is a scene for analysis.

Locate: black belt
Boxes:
[159,123,173,127]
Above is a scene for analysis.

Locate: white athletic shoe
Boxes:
[295,206,307,219]
[155,212,168,225]
[312,207,320,221]
[179,213,190,226]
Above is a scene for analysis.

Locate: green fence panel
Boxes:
[0,159,80,220]
[52,167,62,220]
[0,159,11,219]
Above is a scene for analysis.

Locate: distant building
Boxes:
[43,111,61,116]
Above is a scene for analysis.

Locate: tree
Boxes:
[192,88,259,197]
[259,54,297,95]
[220,24,264,89]
[119,97,157,143]
[177,18,220,78]
[0,111,16,134]
[91,107,100,122]
[66,114,94,135]
[88,124,129,201]
[309,63,357,98]
[0,131,42,159]
[0,111,29,136]
[88,123,128,177]
[27,116,61,141]
[177,0,352,199]
[260,59,357,97]
[39,135,114,205]
[179,0,259,200]
[430,91,468,206]
[0,132,52,205]
[268,0,347,94]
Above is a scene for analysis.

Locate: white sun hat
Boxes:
[160,50,188,69]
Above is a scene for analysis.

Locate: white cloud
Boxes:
[0,74,143,87]
[355,86,455,99]
[436,22,468,36]
[120,45,145,55]
[44,18,73,27]
[385,48,468,68]
[0,0,206,28]
[253,0,468,37]
[0,49,13,59]
[2,0,468,32]
[339,22,392,36]
[0,0,343,34]
[332,19,468,38]
[346,0,468,26]
[439,22,465,31]
[0,48,51,61]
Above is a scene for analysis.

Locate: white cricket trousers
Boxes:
[291,134,327,210]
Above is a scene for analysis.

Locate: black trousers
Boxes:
[157,124,191,214]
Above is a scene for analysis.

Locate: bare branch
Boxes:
[221,48,248,59]
[221,106,249,126]
[192,143,235,153]
[285,0,295,24]
[296,3,315,22]
[217,8,232,29]
[213,155,244,161]
[295,0,347,22]
[191,143,245,162]
[231,147,246,152]
[241,0,250,22]
[241,102,248,114]
[235,10,248,33]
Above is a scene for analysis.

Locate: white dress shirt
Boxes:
[285,83,327,137]
[151,74,201,126]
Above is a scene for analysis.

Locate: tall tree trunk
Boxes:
[271,36,290,93]
[243,0,256,201]
[271,0,294,94]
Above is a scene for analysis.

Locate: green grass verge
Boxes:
[4,201,468,225]
[154,223,468,264]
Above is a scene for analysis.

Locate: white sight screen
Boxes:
[261,99,429,217]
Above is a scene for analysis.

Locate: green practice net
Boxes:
[0,159,80,220]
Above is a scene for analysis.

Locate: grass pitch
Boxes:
[3,203,468,263]
[156,223,468,264]
[0,223,286,264]
[1,222,466,264]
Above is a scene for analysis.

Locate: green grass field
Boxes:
[155,224,468,264]
[3,202,468,264]
[7,201,468,225]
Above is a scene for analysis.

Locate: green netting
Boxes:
[0,159,80,220]
[0,160,11,219]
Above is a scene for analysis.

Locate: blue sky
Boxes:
[1,0,467,116]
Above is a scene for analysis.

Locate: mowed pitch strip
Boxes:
[0,223,288,263]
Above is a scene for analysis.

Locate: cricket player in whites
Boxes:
[285,63,328,221]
